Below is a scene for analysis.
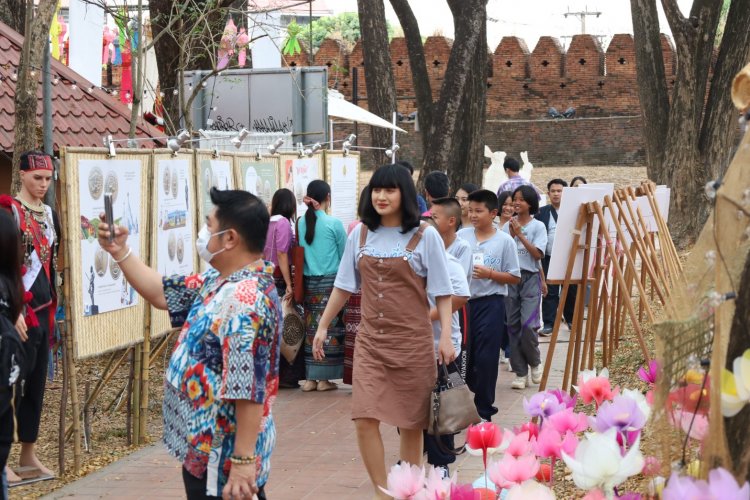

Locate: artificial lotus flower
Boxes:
[547,407,589,434]
[641,456,661,476]
[575,368,619,408]
[622,388,652,422]
[548,388,577,408]
[561,428,645,497]
[590,395,647,434]
[667,381,710,415]
[505,479,556,499]
[523,391,565,421]
[504,430,534,458]
[448,481,477,500]
[617,493,643,500]
[615,429,641,450]
[465,422,505,468]
[513,421,539,440]
[638,359,660,385]
[668,409,708,441]
[663,467,750,499]
[487,453,540,490]
[379,462,426,500]
[582,490,606,500]
[424,466,450,499]
[721,349,750,417]
[533,427,579,461]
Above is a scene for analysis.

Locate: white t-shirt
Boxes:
[429,254,470,357]
[502,218,547,272]
[456,227,520,298]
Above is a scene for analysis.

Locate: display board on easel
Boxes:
[233,152,281,206]
[324,150,361,228]
[150,150,198,338]
[279,152,324,217]
[60,147,152,359]
[195,150,236,271]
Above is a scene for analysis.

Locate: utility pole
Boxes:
[564,5,602,34]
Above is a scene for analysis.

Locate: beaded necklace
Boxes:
[15,195,54,270]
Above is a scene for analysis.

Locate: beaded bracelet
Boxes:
[230,455,257,465]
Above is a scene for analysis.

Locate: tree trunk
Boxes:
[0,0,26,35]
[699,0,750,180]
[11,0,57,193]
[725,250,750,481]
[389,0,434,148]
[149,0,182,134]
[420,0,487,182]
[629,0,669,180]
[356,0,397,167]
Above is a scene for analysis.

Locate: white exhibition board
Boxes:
[154,158,196,277]
[656,185,671,223]
[547,186,608,282]
[281,155,323,218]
[78,159,142,316]
[328,155,359,228]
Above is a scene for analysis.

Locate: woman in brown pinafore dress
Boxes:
[313,165,455,499]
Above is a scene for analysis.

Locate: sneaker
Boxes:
[531,365,543,384]
[499,353,507,365]
[511,376,527,390]
[435,465,450,480]
[539,327,553,337]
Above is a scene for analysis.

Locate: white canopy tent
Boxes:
[327,89,407,133]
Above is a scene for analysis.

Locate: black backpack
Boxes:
[0,301,24,417]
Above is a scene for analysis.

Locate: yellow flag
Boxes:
[50,1,61,60]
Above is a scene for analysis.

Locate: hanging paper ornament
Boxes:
[120,41,133,105]
[236,27,250,68]
[217,18,237,70]
[103,26,115,67]
[49,2,61,60]
[58,14,68,62]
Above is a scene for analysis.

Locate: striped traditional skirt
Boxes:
[303,274,345,381]
[343,292,361,385]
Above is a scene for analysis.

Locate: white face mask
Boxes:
[195,224,228,264]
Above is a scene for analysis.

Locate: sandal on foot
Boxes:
[317,380,338,392]
[301,380,318,392]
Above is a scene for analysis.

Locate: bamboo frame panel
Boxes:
[232,152,282,207]
[60,147,152,359]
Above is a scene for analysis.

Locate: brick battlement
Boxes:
[289,33,676,120]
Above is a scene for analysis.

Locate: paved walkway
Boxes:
[44,331,569,499]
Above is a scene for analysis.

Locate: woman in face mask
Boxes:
[296,180,348,392]
[97,188,280,500]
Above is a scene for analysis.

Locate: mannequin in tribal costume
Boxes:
[1,151,59,482]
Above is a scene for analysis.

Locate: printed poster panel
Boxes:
[156,159,195,276]
[78,159,141,316]
[329,156,358,228]
[199,159,235,218]
[238,161,278,205]
[283,156,322,217]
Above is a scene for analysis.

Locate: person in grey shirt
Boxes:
[503,185,547,390]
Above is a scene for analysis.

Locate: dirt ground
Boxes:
[11,165,649,499]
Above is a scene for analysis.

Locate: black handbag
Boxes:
[427,363,481,436]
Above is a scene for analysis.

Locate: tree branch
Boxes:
[660,0,687,39]
[388,0,433,145]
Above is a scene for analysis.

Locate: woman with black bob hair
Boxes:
[0,208,24,498]
[297,180,347,392]
[312,164,454,499]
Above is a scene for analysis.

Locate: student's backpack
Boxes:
[0,303,24,419]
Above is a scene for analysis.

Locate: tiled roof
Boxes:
[0,20,164,152]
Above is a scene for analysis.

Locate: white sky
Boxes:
[322,0,694,51]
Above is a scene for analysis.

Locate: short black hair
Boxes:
[210,188,269,253]
[457,182,479,196]
[396,160,415,175]
[497,191,513,210]
[361,164,421,233]
[270,188,296,219]
[431,197,462,227]
[503,157,520,172]
[467,189,499,213]
[547,178,568,191]
[512,185,540,215]
[424,171,449,198]
[570,176,588,186]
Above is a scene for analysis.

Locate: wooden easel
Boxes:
[540,199,652,393]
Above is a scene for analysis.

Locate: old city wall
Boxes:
[285,33,678,169]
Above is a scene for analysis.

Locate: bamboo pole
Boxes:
[569,206,595,394]
[133,343,142,444]
[58,321,68,475]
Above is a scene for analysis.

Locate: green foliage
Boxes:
[304,12,395,50]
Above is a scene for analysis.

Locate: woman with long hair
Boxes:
[504,185,547,390]
[297,180,348,392]
[313,164,454,498]
[498,190,515,228]
[265,188,304,388]
[455,182,479,229]
[0,207,25,497]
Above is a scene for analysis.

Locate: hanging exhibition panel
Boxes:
[279,153,323,218]
[60,148,152,359]
[325,151,360,228]
[196,150,236,222]
[233,152,281,206]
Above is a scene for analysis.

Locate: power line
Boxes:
[563,5,602,34]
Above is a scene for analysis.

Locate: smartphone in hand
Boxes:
[104,192,114,243]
